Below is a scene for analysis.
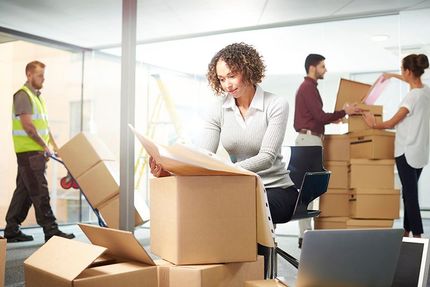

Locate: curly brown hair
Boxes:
[207,42,266,95]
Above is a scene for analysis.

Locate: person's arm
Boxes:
[196,100,222,153]
[383,73,405,82]
[48,130,59,153]
[362,107,409,129]
[235,97,288,172]
[301,87,346,124]
[19,114,51,155]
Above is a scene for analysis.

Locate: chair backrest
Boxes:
[287,146,325,189]
[290,171,331,221]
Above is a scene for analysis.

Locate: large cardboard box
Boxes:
[346,219,394,229]
[349,189,400,219]
[324,161,350,189]
[244,279,286,287]
[350,159,395,189]
[0,237,5,287]
[155,256,263,287]
[350,130,395,159]
[97,194,143,229]
[58,132,116,178]
[323,135,350,161]
[76,160,119,208]
[348,115,383,133]
[314,217,348,229]
[150,175,257,265]
[24,224,157,287]
[319,189,350,217]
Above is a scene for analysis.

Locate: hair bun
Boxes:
[417,54,429,70]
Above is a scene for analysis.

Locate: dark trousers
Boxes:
[395,154,423,235]
[4,151,58,237]
[258,185,298,276]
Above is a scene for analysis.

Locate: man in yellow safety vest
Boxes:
[4,61,75,243]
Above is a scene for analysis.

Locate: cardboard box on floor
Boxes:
[350,189,400,219]
[319,189,350,217]
[350,130,395,159]
[151,175,257,265]
[24,224,157,287]
[130,126,275,252]
[346,219,394,229]
[0,237,5,287]
[58,132,116,178]
[315,217,349,229]
[350,159,395,189]
[155,256,263,287]
[324,161,350,189]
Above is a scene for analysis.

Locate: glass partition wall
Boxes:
[1,8,429,229]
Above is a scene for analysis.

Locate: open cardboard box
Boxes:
[24,224,157,287]
[334,78,383,132]
[130,126,275,249]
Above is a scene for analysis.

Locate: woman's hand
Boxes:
[149,156,171,177]
[362,111,377,128]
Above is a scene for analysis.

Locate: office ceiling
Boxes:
[0,0,429,74]
[0,0,429,49]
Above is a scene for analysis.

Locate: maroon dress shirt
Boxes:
[294,77,346,135]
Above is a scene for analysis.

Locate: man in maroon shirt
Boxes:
[294,54,359,248]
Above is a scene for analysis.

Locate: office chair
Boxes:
[266,146,330,279]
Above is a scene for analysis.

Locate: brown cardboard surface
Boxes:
[346,219,394,229]
[323,135,350,161]
[350,159,395,189]
[97,195,143,229]
[324,161,350,189]
[156,256,264,287]
[315,217,349,229]
[319,192,350,217]
[131,126,275,247]
[349,190,400,219]
[0,238,5,287]
[350,130,395,159]
[76,160,119,208]
[79,224,155,266]
[356,103,383,115]
[58,132,115,178]
[334,79,371,112]
[244,279,288,286]
[24,225,158,287]
[150,176,257,265]
[348,115,383,133]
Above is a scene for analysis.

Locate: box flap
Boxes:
[335,78,371,111]
[24,236,106,281]
[349,129,395,138]
[79,224,155,266]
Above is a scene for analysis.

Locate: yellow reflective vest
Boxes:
[12,85,49,153]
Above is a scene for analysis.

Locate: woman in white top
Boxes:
[363,54,430,238]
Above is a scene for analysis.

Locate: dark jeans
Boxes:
[258,185,298,276]
[395,154,423,235]
[4,151,58,237]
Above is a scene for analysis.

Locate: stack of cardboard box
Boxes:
[316,79,400,230]
[149,175,265,286]
[58,132,143,228]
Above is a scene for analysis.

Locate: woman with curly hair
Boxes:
[150,42,297,275]
[363,53,430,238]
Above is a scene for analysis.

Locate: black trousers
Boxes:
[395,154,423,235]
[4,151,58,237]
[258,185,298,276]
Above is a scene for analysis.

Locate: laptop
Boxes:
[392,237,430,287]
[289,229,403,287]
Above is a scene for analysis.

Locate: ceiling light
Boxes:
[371,34,390,42]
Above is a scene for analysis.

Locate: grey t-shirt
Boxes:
[13,83,40,116]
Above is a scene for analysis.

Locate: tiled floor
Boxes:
[3,217,430,286]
